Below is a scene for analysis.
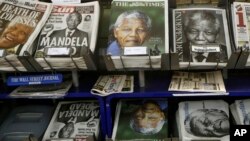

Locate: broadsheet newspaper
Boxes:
[42,101,100,141]
[230,99,250,125]
[107,0,168,69]
[177,100,229,141]
[9,80,72,98]
[35,2,100,70]
[173,7,231,69]
[168,71,226,93]
[232,2,250,66]
[0,0,52,71]
[112,99,168,141]
[91,75,134,96]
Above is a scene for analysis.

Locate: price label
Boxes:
[191,45,220,53]
[123,46,147,55]
[47,47,71,56]
[51,0,81,3]
[0,49,5,57]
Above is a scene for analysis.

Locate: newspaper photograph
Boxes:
[90,75,134,96]
[177,100,229,141]
[0,0,52,71]
[168,71,226,92]
[233,99,250,125]
[173,7,231,69]
[107,0,168,69]
[42,101,100,141]
[35,2,100,70]
[112,99,168,140]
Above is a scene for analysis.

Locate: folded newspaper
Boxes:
[91,75,134,96]
[9,80,72,98]
[169,71,226,93]
[177,100,230,141]
[230,99,250,125]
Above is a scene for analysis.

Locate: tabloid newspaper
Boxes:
[177,100,229,141]
[90,75,134,96]
[112,99,168,141]
[232,2,250,67]
[42,101,100,141]
[35,1,100,70]
[230,99,250,125]
[0,0,52,71]
[173,7,231,69]
[107,0,168,69]
[168,71,226,93]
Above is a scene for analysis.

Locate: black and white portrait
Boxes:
[184,109,229,137]
[174,8,230,63]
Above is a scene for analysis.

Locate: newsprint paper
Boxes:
[230,99,250,125]
[177,100,229,141]
[232,2,250,67]
[0,0,52,71]
[107,0,168,69]
[42,101,100,141]
[112,99,168,141]
[168,71,226,93]
[173,7,231,69]
[35,2,100,70]
[91,75,134,96]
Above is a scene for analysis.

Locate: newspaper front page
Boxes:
[42,101,100,141]
[35,2,100,70]
[0,0,52,71]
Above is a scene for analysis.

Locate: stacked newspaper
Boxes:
[112,99,168,140]
[0,0,52,71]
[9,80,72,98]
[169,71,226,94]
[42,101,100,141]
[176,100,230,141]
[34,1,100,70]
[106,0,168,69]
[172,7,231,69]
[232,2,250,67]
[91,75,134,96]
[230,99,250,125]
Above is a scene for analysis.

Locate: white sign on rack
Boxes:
[47,47,72,56]
[51,0,81,4]
[123,46,147,55]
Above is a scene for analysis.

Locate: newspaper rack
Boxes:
[102,47,170,87]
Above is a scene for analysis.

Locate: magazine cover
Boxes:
[112,99,168,140]
[106,0,168,69]
[234,99,250,125]
[0,0,52,71]
[173,7,231,69]
[42,101,100,141]
[177,100,229,141]
[35,1,100,70]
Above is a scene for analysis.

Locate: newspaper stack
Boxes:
[106,0,168,69]
[172,7,231,69]
[112,99,168,140]
[176,100,230,141]
[34,1,100,70]
[169,71,226,94]
[42,101,100,141]
[8,80,72,98]
[0,0,52,71]
[230,99,250,125]
[91,75,134,96]
[232,2,250,67]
